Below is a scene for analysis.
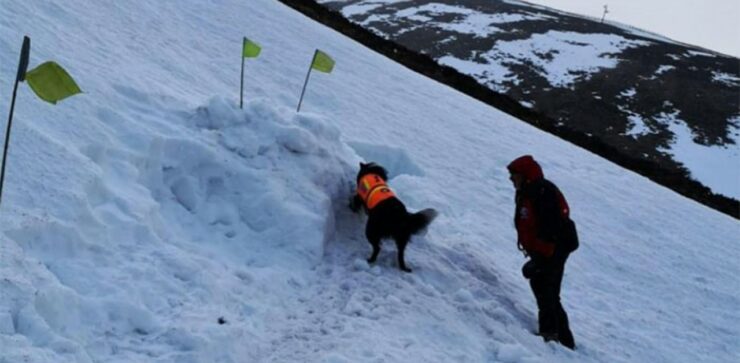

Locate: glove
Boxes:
[522,259,541,279]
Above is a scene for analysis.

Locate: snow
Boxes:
[438,31,649,90]
[685,50,717,58]
[625,114,653,138]
[342,3,384,18]
[514,0,740,57]
[317,1,737,197]
[667,54,682,61]
[329,1,557,39]
[619,88,637,98]
[1,0,739,362]
[435,14,503,37]
[655,65,675,75]
[390,4,553,38]
[711,71,740,87]
[658,112,740,199]
[487,31,650,88]
[437,55,518,93]
[620,106,740,198]
[519,101,534,109]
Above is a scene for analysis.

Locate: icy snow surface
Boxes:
[1,0,738,362]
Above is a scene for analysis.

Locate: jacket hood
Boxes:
[507,155,543,182]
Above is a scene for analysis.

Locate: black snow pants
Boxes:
[529,254,575,349]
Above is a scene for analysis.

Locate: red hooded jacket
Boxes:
[508,155,571,258]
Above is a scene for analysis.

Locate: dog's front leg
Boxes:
[349,195,363,213]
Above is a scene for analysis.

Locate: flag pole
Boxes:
[297,50,317,113]
[1,36,31,207]
[240,37,246,109]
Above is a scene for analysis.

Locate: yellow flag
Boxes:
[243,37,261,58]
[24,61,81,104]
[311,50,334,73]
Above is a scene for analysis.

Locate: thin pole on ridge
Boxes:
[601,4,609,23]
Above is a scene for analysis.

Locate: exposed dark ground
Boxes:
[278,0,740,218]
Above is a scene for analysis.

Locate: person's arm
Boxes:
[535,183,562,242]
[518,198,555,258]
[535,182,575,260]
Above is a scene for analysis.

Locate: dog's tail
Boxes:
[405,208,438,236]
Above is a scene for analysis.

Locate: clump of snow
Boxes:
[686,50,717,58]
[438,55,520,92]
[356,3,555,38]
[625,114,653,137]
[617,105,654,138]
[711,71,740,86]
[436,14,504,37]
[341,3,384,17]
[619,88,637,98]
[155,97,360,268]
[655,65,675,75]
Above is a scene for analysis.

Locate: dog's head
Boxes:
[357,162,389,184]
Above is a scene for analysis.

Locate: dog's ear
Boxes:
[359,162,366,168]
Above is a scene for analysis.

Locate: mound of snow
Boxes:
[145,97,360,268]
[0,98,361,362]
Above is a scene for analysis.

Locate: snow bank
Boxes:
[145,97,360,268]
[0,98,360,362]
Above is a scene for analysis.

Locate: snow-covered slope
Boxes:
[316,0,740,203]
[1,1,738,362]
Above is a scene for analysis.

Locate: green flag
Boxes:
[243,38,261,58]
[24,61,81,104]
[311,50,334,73]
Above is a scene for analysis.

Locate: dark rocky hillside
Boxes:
[278,0,740,218]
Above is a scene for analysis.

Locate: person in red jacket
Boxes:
[508,155,578,350]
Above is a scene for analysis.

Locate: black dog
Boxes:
[350,162,437,272]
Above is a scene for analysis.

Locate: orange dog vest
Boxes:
[357,174,395,209]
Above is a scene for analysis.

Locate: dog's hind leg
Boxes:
[395,233,412,273]
[367,239,381,264]
[365,224,382,264]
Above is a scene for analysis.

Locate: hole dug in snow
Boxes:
[347,141,425,179]
[346,141,433,211]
